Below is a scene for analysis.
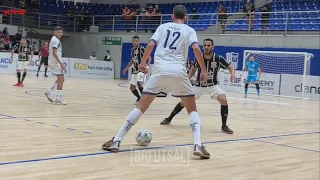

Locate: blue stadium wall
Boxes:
[120,43,320,79]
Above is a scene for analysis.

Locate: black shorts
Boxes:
[40,57,48,66]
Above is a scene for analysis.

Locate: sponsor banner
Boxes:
[27,56,70,76]
[69,58,114,79]
[280,74,320,100]
[220,70,280,95]
[0,52,17,74]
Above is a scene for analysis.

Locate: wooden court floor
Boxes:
[0,74,319,180]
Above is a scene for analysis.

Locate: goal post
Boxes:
[241,50,313,99]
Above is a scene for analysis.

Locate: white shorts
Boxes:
[49,64,64,76]
[143,75,194,97]
[194,85,225,100]
[17,61,29,70]
[130,72,146,86]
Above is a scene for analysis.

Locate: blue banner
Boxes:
[121,43,320,79]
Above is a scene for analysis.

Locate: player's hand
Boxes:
[60,63,66,70]
[144,66,149,74]
[138,63,147,73]
[122,68,128,75]
[200,71,207,82]
[230,75,236,82]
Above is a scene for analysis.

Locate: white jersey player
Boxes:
[102,5,210,159]
[44,26,67,105]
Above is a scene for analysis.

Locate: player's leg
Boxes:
[55,73,66,105]
[136,72,145,95]
[102,75,168,152]
[44,58,49,77]
[14,63,21,86]
[160,86,205,125]
[130,74,140,103]
[253,77,260,97]
[209,86,233,134]
[37,58,44,76]
[172,78,210,159]
[19,65,28,87]
[244,76,252,98]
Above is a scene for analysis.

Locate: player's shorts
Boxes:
[17,61,29,70]
[49,64,64,76]
[40,57,49,66]
[143,75,194,97]
[246,76,259,84]
[130,72,146,85]
[194,85,225,100]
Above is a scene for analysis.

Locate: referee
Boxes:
[37,41,49,77]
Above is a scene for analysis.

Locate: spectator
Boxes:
[243,0,255,31]
[2,27,9,36]
[89,52,97,60]
[152,5,161,32]
[14,30,22,47]
[145,5,154,33]
[104,50,111,61]
[191,8,199,20]
[218,4,228,34]
[260,0,271,34]
[130,9,137,32]
[122,6,132,32]
[140,8,149,33]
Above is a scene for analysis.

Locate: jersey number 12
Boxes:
[163,30,180,50]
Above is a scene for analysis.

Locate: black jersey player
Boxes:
[160,38,236,134]
[10,38,34,87]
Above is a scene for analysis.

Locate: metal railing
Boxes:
[0,7,319,35]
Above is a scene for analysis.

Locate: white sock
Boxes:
[56,90,62,100]
[48,82,57,92]
[189,111,202,146]
[114,108,142,142]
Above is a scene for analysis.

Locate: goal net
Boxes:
[241,50,313,99]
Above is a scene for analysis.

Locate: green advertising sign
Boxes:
[102,36,122,45]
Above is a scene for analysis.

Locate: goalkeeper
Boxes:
[241,55,262,98]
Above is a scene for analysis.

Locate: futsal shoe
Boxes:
[193,144,210,159]
[54,99,67,105]
[221,126,234,134]
[102,137,121,152]
[160,118,172,125]
[13,83,20,86]
[44,92,54,103]
[18,83,24,87]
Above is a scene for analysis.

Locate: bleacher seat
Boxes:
[32,0,320,32]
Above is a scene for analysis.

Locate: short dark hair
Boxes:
[203,38,214,45]
[173,5,187,20]
[132,35,139,40]
[54,26,63,31]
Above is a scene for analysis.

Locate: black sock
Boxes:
[131,89,141,100]
[17,72,21,83]
[21,72,27,83]
[137,83,143,95]
[221,105,228,127]
[44,67,47,75]
[168,102,184,120]
[37,66,41,73]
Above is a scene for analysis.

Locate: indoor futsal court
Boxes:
[0,74,319,180]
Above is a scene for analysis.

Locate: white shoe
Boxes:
[54,99,67,105]
[102,137,121,152]
[45,92,54,102]
[193,144,210,159]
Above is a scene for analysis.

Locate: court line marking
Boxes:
[0,131,318,166]
[253,139,319,153]
[0,113,15,119]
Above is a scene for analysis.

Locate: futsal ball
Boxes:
[135,129,152,146]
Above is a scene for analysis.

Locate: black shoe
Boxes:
[36,73,39,77]
[221,126,233,134]
[44,75,48,77]
[160,118,171,125]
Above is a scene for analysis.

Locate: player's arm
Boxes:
[188,29,206,73]
[258,67,262,80]
[219,55,235,78]
[188,60,197,80]
[140,26,161,68]
[38,48,41,59]
[29,47,34,64]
